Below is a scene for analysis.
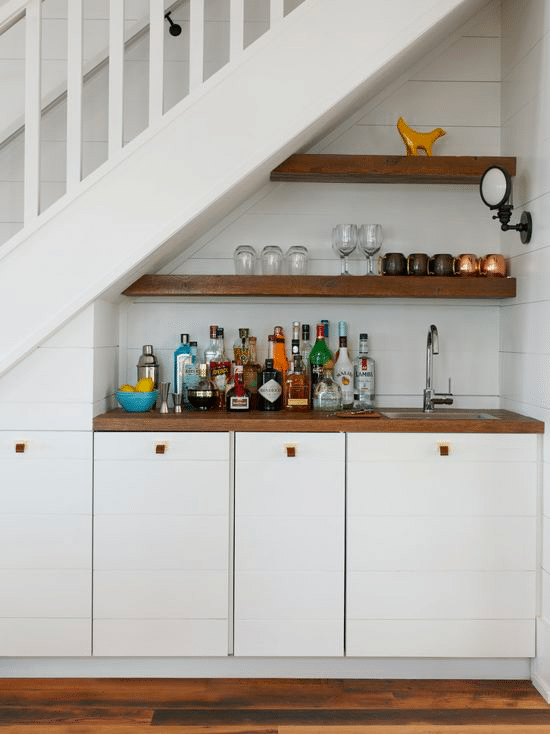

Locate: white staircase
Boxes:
[0,0,486,377]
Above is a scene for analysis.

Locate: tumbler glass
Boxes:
[233,245,257,275]
[285,245,309,275]
[261,245,283,275]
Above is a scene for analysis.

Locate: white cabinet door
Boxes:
[234,432,345,656]
[93,431,230,656]
[347,432,538,658]
[0,431,92,656]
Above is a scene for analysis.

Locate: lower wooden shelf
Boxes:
[123,274,516,299]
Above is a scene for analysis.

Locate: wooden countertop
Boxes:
[94,408,544,434]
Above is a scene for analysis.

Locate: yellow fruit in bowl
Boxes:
[135,377,155,392]
[119,384,135,392]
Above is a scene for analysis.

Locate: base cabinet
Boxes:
[346,433,538,657]
[0,431,92,656]
[93,432,230,656]
[234,432,345,656]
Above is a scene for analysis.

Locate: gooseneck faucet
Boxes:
[423,324,453,412]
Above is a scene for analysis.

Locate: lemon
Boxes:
[119,384,135,392]
[135,377,154,392]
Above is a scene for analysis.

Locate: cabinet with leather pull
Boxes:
[234,432,345,656]
[346,433,538,658]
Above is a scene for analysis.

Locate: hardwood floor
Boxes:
[0,679,548,733]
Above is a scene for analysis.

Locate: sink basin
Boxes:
[380,410,498,420]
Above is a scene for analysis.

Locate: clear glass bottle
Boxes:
[309,323,333,400]
[354,332,375,409]
[204,324,220,366]
[258,358,283,411]
[227,365,251,412]
[285,354,310,411]
[291,321,300,358]
[334,320,354,408]
[173,333,191,396]
[183,340,200,407]
[301,324,312,369]
[313,366,343,411]
[187,364,216,411]
[243,336,261,410]
[210,327,231,410]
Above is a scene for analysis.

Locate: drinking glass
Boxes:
[233,245,257,275]
[331,224,357,275]
[358,224,383,275]
[285,245,309,275]
[261,245,283,275]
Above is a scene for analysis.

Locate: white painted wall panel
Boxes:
[0,619,91,656]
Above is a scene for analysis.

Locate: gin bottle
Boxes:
[354,333,375,409]
[173,333,191,396]
[258,358,283,411]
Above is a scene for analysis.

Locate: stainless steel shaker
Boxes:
[137,344,160,388]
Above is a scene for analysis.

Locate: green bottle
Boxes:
[309,323,333,400]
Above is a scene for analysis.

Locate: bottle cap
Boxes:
[239,328,249,338]
[321,319,329,337]
[190,341,198,347]
[274,326,284,336]
[209,325,218,338]
[180,333,190,343]
[216,327,224,337]
[338,320,346,336]
[302,324,310,339]
[265,358,274,369]
[359,333,369,339]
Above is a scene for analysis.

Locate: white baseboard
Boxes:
[0,657,532,679]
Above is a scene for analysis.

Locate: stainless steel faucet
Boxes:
[423,324,453,412]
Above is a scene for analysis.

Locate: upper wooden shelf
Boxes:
[270,154,517,184]
[123,275,516,299]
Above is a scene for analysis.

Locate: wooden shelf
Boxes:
[270,154,517,184]
[123,274,516,299]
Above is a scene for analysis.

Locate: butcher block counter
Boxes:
[93,407,544,433]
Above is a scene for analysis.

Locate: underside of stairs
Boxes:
[0,0,487,378]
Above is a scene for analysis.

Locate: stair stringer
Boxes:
[0,0,486,378]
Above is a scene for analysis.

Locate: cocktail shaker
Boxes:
[137,345,159,388]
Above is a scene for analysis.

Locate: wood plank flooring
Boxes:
[0,679,548,733]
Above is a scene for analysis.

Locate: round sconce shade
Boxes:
[480,166,512,209]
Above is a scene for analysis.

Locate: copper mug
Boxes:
[428,253,454,276]
[407,253,429,276]
[454,253,480,277]
[480,253,506,277]
[378,252,407,276]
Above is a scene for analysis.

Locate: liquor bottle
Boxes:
[301,324,312,369]
[273,326,289,383]
[227,365,251,412]
[258,358,283,411]
[313,366,343,411]
[204,325,221,366]
[243,336,261,410]
[321,320,334,370]
[233,328,250,365]
[285,354,310,411]
[173,333,192,396]
[354,332,375,409]
[187,363,216,411]
[183,340,200,406]
[210,327,231,410]
[291,321,300,358]
[309,323,333,400]
[333,320,354,408]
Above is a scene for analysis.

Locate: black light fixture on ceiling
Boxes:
[164,11,182,36]
[479,165,532,244]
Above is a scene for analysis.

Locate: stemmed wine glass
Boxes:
[358,224,383,275]
[332,224,357,275]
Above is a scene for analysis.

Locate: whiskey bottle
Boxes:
[258,358,283,411]
[353,332,375,409]
[333,320,354,408]
[285,354,310,411]
[227,365,251,412]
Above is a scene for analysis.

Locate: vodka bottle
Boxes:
[333,320,354,408]
[353,333,375,409]
[204,325,221,366]
[301,324,312,371]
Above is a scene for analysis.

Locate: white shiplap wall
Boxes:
[121,0,503,409]
[499,0,550,699]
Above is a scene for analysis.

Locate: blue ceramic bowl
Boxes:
[116,390,158,412]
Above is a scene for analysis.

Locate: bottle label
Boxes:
[210,361,230,391]
[229,395,249,410]
[258,379,282,403]
[287,398,309,406]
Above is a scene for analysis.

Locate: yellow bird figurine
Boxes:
[397,116,446,156]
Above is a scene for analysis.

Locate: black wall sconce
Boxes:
[165,11,182,36]
[479,165,532,244]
